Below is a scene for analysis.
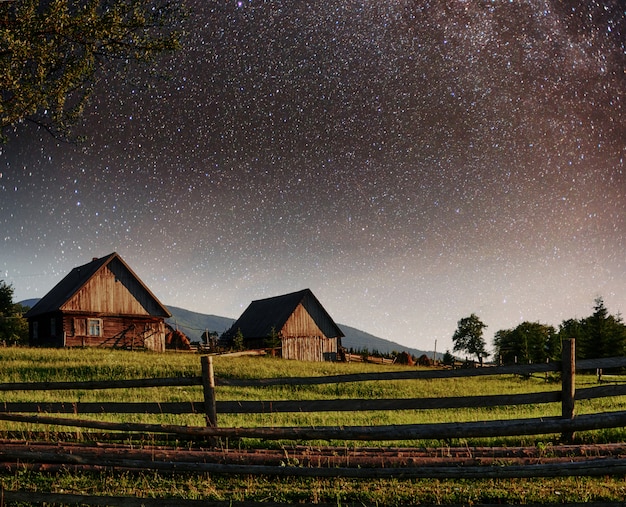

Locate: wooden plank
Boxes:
[4,440,626,461]
[0,368,551,395]
[201,356,217,427]
[3,356,625,393]
[1,491,212,507]
[211,349,267,358]
[3,446,626,480]
[2,410,626,442]
[0,402,203,414]
[576,383,626,400]
[562,339,576,442]
[0,391,561,415]
[0,364,556,391]
[215,391,561,413]
[3,382,621,417]
[220,355,626,387]
[6,440,626,469]
[215,362,562,387]
[577,357,626,371]
[0,377,202,392]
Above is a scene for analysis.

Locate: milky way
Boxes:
[1,0,624,352]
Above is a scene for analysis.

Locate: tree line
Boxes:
[450,298,626,364]
[0,281,29,346]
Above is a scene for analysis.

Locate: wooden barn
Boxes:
[223,289,344,361]
[25,253,171,351]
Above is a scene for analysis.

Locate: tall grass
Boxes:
[2,347,626,445]
[3,347,626,504]
[0,347,200,381]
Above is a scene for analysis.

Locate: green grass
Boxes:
[4,471,626,505]
[0,348,626,445]
[2,347,626,443]
[2,347,626,504]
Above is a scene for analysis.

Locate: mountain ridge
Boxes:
[165,305,438,359]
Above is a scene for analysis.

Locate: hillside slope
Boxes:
[166,305,436,359]
[166,306,234,339]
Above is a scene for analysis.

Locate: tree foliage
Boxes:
[0,279,12,314]
[493,321,558,365]
[559,297,626,360]
[442,350,455,366]
[452,313,488,363]
[491,298,626,364]
[233,328,245,352]
[0,280,29,345]
[0,0,183,140]
[265,326,282,350]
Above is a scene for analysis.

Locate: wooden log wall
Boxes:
[280,303,339,361]
[62,315,165,351]
[281,335,337,362]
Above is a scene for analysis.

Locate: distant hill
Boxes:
[166,306,235,339]
[19,299,438,359]
[18,298,40,309]
[338,323,437,359]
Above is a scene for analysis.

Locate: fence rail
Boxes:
[2,355,623,392]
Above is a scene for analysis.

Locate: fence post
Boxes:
[201,355,217,428]
[561,338,575,442]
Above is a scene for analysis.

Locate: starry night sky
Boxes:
[1,0,624,353]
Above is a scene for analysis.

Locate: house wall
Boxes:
[29,313,166,351]
[63,314,166,351]
[281,304,326,338]
[280,304,338,361]
[281,336,338,361]
[29,312,64,347]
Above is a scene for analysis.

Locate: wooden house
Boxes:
[25,253,171,351]
[223,289,344,361]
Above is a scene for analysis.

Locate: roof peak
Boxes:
[251,288,312,303]
[25,252,170,318]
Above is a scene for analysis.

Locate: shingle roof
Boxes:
[226,288,344,340]
[25,252,171,318]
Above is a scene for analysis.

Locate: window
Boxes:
[50,317,55,336]
[88,319,102,337]
[33,322,39,340]
[73,318,86,336]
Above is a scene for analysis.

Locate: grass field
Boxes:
[2,347,626,505]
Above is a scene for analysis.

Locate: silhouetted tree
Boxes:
[494,322,558,365]
[0,280,12,314]
[265,326,282,350]
[564,297,626,360]
[452,314,488,364]
[0,281,29,345]
[442,350,455,366]
[233,328,245,351]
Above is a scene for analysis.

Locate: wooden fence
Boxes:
[0,340,626,507]
[4,339,626,507]
[2,339,626,445]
